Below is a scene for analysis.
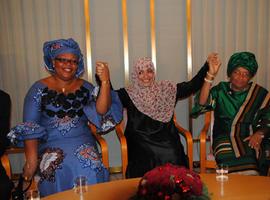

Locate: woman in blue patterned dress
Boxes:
[8,38,122,197]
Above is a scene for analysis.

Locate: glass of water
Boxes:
[74,176,88,194]
[216,164,229,182]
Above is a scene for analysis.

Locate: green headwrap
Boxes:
[227,52,258,77]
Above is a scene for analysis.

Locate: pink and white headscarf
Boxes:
[126,57,176,123]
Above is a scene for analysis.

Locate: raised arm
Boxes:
[198,53,221,105]
[176,62,208,99]
[95,62,112,114]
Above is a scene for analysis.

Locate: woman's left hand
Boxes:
[96,61,110,82]
[243,131,264,149]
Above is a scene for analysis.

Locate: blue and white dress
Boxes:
[8,81,122,197]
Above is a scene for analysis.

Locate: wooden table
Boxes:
[42,174,270,200]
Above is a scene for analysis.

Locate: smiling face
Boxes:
[131,57,156,88]
[229,66,252,91]
[52,53,78,81]
[137,68,155,87]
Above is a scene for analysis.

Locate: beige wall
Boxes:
[1,0,270,170]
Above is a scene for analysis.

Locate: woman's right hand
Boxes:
[22,161,36,181]
[95,61,112,114]
[23,139,38,181]
[96,61,110,83]
[207,53,221,76]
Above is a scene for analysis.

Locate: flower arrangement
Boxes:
[131,163,210,200]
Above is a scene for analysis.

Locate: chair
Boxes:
[173,115,193,170]
[115,114,194,179]
[89,120,128,178]
[88,123,109,169]
[1,146,40,192]
[199,111,216,173]
[1,146,24,179]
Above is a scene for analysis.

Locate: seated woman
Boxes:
[192,52,270,175]
[8,38,122,197]
[116,55,219,178]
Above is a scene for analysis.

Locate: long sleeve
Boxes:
[116,88,129,108]
[176,62,208,100]
[190,83,221,118]
[8,83,47,147]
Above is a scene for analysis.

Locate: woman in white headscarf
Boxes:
[116,55,220,178]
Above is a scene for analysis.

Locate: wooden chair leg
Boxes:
[115,121,128,178]
[1,153,11,178]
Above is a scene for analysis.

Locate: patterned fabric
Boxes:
[50,116,80,135]
[74,143,103,172]
[8,80,122,197]
[126,57,176,123]
[7,122,47,147]
[90,86,117,132]
[39,148,65,182]
[227,51,258,77]
[43,38,84,77]
[191,81,270,174]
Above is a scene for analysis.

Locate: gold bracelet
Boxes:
[207,71,215,78]
[204,77,213,83]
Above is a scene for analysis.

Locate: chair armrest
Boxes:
[5,147,24,154]
[173,116,193,170]
[88,123,109,169]
[115,121,128,178]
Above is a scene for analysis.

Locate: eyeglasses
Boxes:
[55,57,79,65]
[232,70,251,79]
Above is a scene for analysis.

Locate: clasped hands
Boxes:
[207,53,221,76]
[96,61,110,84]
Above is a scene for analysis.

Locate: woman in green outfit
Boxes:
[192,52,270,175]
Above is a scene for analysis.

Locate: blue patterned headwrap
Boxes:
[43,38,84,77]
[227,51,258,77]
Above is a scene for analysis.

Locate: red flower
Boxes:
[134,163,208,200]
